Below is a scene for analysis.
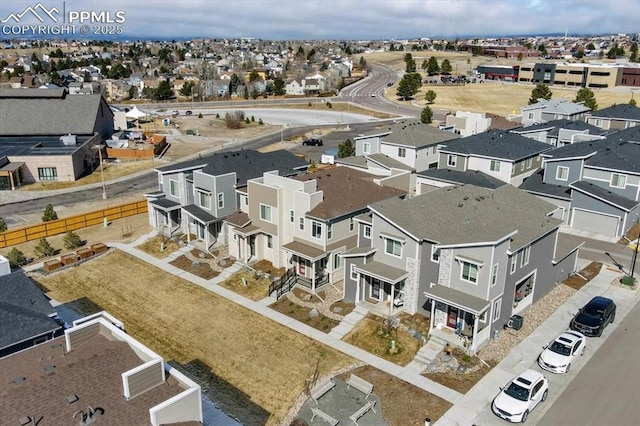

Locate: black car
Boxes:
[302,138,323,146]
[185,110,193,116]
[570,296,616,337]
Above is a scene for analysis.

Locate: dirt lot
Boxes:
[32,250,355,425]
[563,262,603,290]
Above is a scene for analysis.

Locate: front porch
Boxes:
[147,198,182,234]
[283,241,331,293]
[182,204,224,252]
[353,261,407,317]
[426,285,492,354]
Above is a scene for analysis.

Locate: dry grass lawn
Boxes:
[424,348,497,394]
[220,270,273,301]
[169,255,220,280]
[270,297,340,334]
[343,315,421,366]
[337,365,452,425]
[563,262,603,291]
[33,250,355,425]
[135,235,181,259]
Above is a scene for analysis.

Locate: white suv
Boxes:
[492,369,549,423]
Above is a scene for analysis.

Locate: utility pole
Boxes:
[631,218,640,279]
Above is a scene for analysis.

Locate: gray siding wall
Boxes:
[512,155,542,177]
[417,241,440,316]
[543,158,584,186]
[343,255,369,303]
[447,245,494,300]
[371,215,418,270]
[213,173,238,217]
[248,180,278,236]
[571,190,626,218]
[583,167,640,201]
[356,221,373,248]
[193,171,215,211]
[438,152,467,171]
[356,136,382,156]
[94,99,115,140]
[127,361,164,399]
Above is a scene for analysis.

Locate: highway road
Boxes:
[539,299,640,425]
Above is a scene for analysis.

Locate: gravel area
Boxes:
[477,283,577,362]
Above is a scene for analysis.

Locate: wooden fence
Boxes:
[0,200,148,248]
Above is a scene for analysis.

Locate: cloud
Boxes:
[2,0,639,39]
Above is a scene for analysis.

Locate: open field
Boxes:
[33,250,355,425]
[365,50,636,116]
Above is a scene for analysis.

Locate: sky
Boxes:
[1,0,639,40]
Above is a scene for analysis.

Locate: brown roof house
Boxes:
[225,167,406,293]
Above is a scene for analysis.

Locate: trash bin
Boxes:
[508,315,524,330]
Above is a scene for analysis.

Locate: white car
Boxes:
[538,330,586,373]
[492,369,549,423]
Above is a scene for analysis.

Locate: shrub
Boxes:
[6,247,27,268]
[245,117,250,124]
[224,111,244,129]
[216,113,220,118]
[258,118,264,125]
[42,204,58,222]
[34,238,56,258]
[251,115,255,122]
[63,231,83,249]
[326,101,332,108]
[308,102,312,107]
[0,217,7,232]
[198,113,203,119]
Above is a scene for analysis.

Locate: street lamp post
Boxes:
[93,145,107,199]
[631,218,640,279]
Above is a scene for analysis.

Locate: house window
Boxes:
[491,264,498,286]
[525,157,533,168]
[398,147,407,158]
[520,161,525,171]
[510,255,517,274]
[169,180,179,197]
[312,221,322,239]
[385,238,402,258]
[521,245,531,267]
[527,112,534,120]
[556,166,569,181]
[363,225,371,239]
[244,195,249,206]
[299,217,305,231]
[479,310,487,324]
[363,142,371,154]
[447,154,457,167]
[595,118,603,127]
[266,235,273,249]
[217,193,224,209]
[198,191,211,209]
[431,246,440,263]
[493,299,502,322]
[327,223,333,239]
[289,210,294,223]
[333,253,341,269]
[490,160,501,172]
[610,173,627,189]
[349,218,355,231]
[38,167,57,181]
[461,261,479,283]
[260,204,272,222]
[350,264,358,280]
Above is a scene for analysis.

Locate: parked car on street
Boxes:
[185,110,193,116]
[302,138,323,146]
[492,369,549,423]
[538,330,586,373]
[569,296,616,337]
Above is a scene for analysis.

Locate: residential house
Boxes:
[342,184,580,353]
[584,104,640,130]
[0,88,113,185]
[440,111,492,137]
[203,79,231,98]
[0,268,63,358]
[0,312,203,425]
[520,98,591,126]
[226,167,406,291]
[335,153,414,193]
[354,120,460,172]
[437,130,552,186]
[285,79,304,96]
[520,127,640,237]
[145,149,308,251]
[303,74,326,95]
[415,168,507,195]
[511,119,606,147]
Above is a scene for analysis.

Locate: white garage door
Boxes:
[572,209,619,237]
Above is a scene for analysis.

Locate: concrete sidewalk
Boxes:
[435,265,640,425]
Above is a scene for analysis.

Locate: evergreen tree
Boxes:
[6,248,27,268]
[425,90,437,104]
[421,106,433,124]
[574,87,598,110]
[273,77,285,96]
[154,79,173,100]
[42,204,58,222]
[337,139,355,158]
[629,97,637,107]
[34,238,56,258]
[440,59,453,75]
[0,217,6,232]
[63,231,83,249]
[426,56,440,75]
[529,84,552,104]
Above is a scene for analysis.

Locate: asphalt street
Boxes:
[540,299,640,425]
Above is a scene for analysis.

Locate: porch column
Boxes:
[9,171,16,190]
[312,261,316,291]
[430,299,436,331]
[472,314,480,353]
[187,217,191,242]
[389,283,395,316]
[205,224,210,250]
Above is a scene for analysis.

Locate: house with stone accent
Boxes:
[341,184,580,353]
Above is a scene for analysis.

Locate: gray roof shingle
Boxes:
[586,104,640,121]
[571,181,640,211]
[370,184,561,249]
[438,129,552,161]
[0,89,112,136]
[417,169,507,189]
[519,169,572,200]
[381,120,460,148]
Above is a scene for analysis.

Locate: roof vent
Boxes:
[458,203,464,208]
[13,377,26,384]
